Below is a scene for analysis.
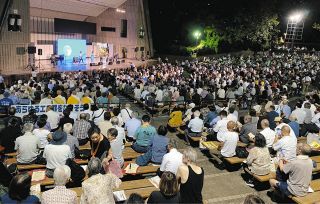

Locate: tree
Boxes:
[187,26,221,54]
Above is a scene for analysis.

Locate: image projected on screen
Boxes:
[57,39,86,64]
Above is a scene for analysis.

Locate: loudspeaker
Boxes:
[108,62,113,65]
[98,62,103,65]
[140,47,144,51]
[38,49,42,56]
[134,47,139,52]
[27,46,36,54]
[116,60,120,64]
[121,59,125,63]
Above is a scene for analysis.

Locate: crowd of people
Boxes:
[0,51,319,203]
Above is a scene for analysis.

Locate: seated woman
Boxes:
[1,173,40,203]
[177,147,204,204]
[167,107,183,131]
[80,158,121,204]
[136,126,169,166]
[243,133,271,187]
[88,126,112,161]
[147,172,180,203]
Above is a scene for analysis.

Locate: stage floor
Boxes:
[3,59,155,76]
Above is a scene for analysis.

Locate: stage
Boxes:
[2,58,156,76]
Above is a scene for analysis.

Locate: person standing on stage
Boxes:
[90,51,94,63]
[79,51,84,63]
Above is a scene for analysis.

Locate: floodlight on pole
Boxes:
[289,13,303,23]
[193,31,201,45]
[285,11,306,50]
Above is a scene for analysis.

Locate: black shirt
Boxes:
[91,136,110,159]
[180,166,204,204]
[0,127,22,153]
[147,191,179,204]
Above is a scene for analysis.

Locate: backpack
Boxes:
[65,158,85,185]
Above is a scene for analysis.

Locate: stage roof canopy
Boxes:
[30,0,127,21]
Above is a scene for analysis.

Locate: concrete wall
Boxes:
[0,0,30,75]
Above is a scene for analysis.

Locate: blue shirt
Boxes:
[1,194,40,204]
[0,98,13,106]
[125,118,141,138]
[205,111,217,124]
[288,121,299,137]
[150,134,169,163]
[134,125,157,147]
[282,105,291,119]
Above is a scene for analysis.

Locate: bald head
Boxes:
[244,115,252,124]
[289,114,297,122]
[261,119,269,129]
[281,125,291,136]
[297,143,312,156]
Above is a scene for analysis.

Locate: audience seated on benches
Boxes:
[136,125,169,166]
[41,165,77,203]
[259,119,276,152]
[63,123,80,159]
[243,133,271,187]
[97,111,113,137]
[72,113,91,146]
[81,158,121,204]
[269,143,314,200]
[239,115,258,144]
[107,128,124,167]
[132,115,157,153]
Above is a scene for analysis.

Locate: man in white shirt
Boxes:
[39,92,52,104]
[217,87,226,99]
[187,110,203,133]
[273,125,297,162]
[291,102,306,125]
[158,139,183,176]
[120,104,133,125]
[217,121,239,158]
[213,110,230,140]
[227,106,238,122]
[46,105,60,131]
[311,107,320,128]
[260,119,276,148]
[185,110,203,144]
[15,123,41,164]
[43,130,72,178]
[125,112,141,141]
[110,117,126,142]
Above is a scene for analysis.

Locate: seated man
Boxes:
[212,110,229,140]
[15,123,41,164]
[41,165,77,203]
[158,139,183,177]
[43,130,72,177]
[63,123,79,159]
[124,112,141,141]
[185,110,203,144]
[132,115,157,153]
[136,126,169,166]
[273,125,297,162]
[269,143,313,198]
[239,115,257,144]
[73,113,91,145]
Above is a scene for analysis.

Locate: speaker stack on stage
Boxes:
[90,62,103,66]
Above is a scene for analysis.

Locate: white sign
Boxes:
[12,104,85,117]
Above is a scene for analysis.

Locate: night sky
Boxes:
[148,0,320,54]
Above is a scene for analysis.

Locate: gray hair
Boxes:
[194,110,201,117]
[23,123,34,133]
[183,147,197,163]
[53,165,71,186]
[88,157,102,177]
[63,123,73,134]
[131,112,138,118]
[168,138,178,149]
[110,117,119,126]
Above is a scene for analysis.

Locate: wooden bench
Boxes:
[245,163,320,183]
[202,141,246,165]
[291,179,320,204]
[312,156,320,163]
[5,158,88,171]
[123,162,159,176]
[125,142,132,148]
[176,128,204,142]
[79,142,91,150]
[123,148,142,160]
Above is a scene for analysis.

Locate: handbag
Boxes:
[104,159,123,178]
[65,158,86,185]
[235,146,249,158]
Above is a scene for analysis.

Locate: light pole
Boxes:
[285,12,305,50]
